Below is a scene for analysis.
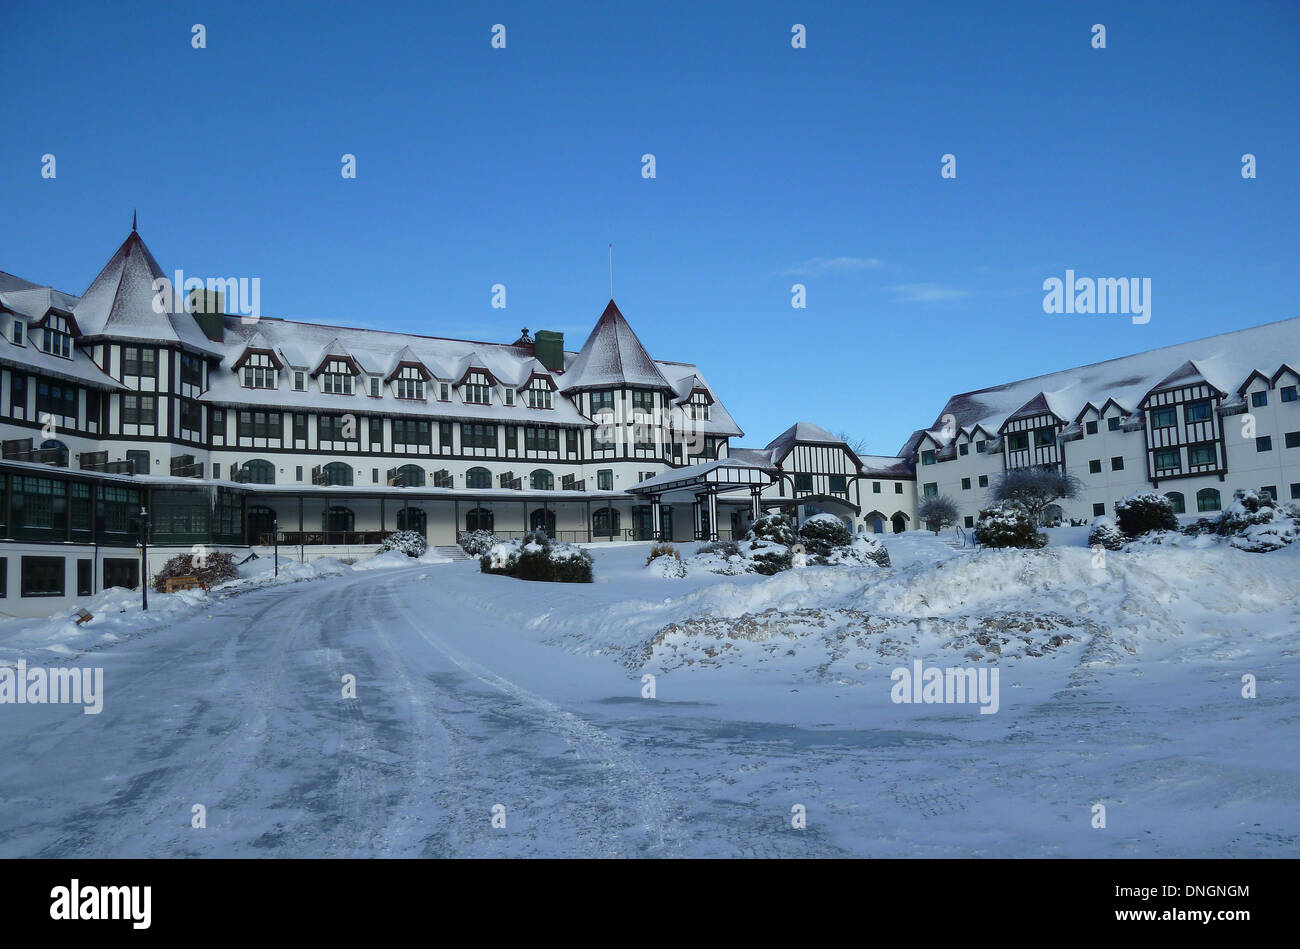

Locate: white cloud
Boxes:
[783,256,889,277]
[886,283,973,303]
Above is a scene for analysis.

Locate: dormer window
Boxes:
[687,390,711,421]
[394,367,425,401]
[42,314,72,359]
[369,376,380,398]
[503,389,515,406]
[293,371,306,391]
[241,352,277,389]
[320,358,355,395]
[526,380,554,409]
[463,371,492,405]
[439,382,450,401]
[12,321,23,345]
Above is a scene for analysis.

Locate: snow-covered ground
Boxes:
[0,530,1296,857]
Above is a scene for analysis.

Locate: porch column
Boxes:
[380,497,385,534]
[693,494,703,540]
[707,489,719,542]
[651,494,662,541]
[750,486,761,519]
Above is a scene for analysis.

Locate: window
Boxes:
[1291,483,1300,500]
[126,450,150,475]
[9,373,25,417]
[1035,427,1056,447]
[323,506,355,532]
[240,459,275,484]
[961,477,971,490]
[502,388,514,406]
[395,369,425,401]
[958,443,969,456]
[920,450,936,465]
[590,391,615,415]
[36,379,77,420]
[319,359,355,395]
[77,559,92,596]
[1165,491,1186,514]
[21,556,64,597]
[592,507,621,538]
[465,507,494,532]
[295,465,303,481]
[238,411,282,440]
[462,423,497,450]
[395,464,425,487]
[829,475,847,494]
[1281,385,1297,403]
[1151,407,1177,429]
[687,392,711,420]
[41,315,73,358]
[121,394,157,426]
[1155,449,1180,472]
[103,558,139,590]
[597,470,613,491]
[319,415,358,443]
[11,322,22,345]
[895,483,904,494]
[530,469,554,491]
[293,413,307,442]
[795,474,813,493]
[369,377,380,398]
[975,440,986,453]
[631,390,654,413]
[322,462,353,486]
[923,482,938,498]
[1006,433,1028,452]
[1188,443,1216,466]
[1085,420,1098,435]
[180,399,203,435]
[463,372,492,405]
[465,467,492,489]
[1185,399,1212,424]
[122,346,155,378]
[1088,459,1102,474]
[524,427,559,452]
[240,352,277,388]
[527,386,553,409]
[872,481,881,493]
[370,417,383,446]
[1092,502,1106,517]
[1285,431,1300,449]
[1251,390,1268,408]
[978,475,988,488]
[1261,486,1277,501]
[963,516,974,528]
[1196,488,1221,513]
[1111,456,1124,471]
[393,419,430,447]
[439,383,450,401]
[1107,416,1121,431]
[372,468,379,483]
[1256,436,1273,452]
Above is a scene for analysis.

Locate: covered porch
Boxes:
[627,458,777,542]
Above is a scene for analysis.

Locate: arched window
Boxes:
[1165,491,1186,514]
[530,469,554,491]
[242,459,275,484]
[40,439,68,467]
[323,506,354,532]
[396,507,427,538]
[593,506,621,538]
[465,506,494,532]
[529,508,556,536]
[1196,488,1221,513]
[247,505,277,544]
[323,462,353,486]
[891,512,909,534]
[465,467,491,489]
[396,464,425,487]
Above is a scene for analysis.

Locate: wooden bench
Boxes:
[163,576,204,593]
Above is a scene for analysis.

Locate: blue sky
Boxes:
[2,0,1297,454]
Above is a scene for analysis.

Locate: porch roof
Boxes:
[626,458,776,498]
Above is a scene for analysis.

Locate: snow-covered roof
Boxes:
[627,457,775,494]
[916,316,1300,449]
[561,300,673,392]
[764,422,854,465]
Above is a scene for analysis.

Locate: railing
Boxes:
[273,530,393,546]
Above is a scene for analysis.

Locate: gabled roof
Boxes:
[1005,391,1064,424]
[232,330,285,370]
[384,344,434,381]
[560,300,673,392]
[763,422,861,468]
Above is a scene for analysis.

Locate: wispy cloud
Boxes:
[885,282,973,303]
[783,256,889,277]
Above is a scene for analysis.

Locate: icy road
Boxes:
[0,537,1297,857]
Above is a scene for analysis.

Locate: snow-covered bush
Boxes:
[747,513,798,547]
[1115,491,1178,538]
[797,513,851,556]
[1087,515,1126,551]
[479,538,522,575]
[989,466,1082,526]
[152,551,238,592]
[459,529,499,556]
[974,501,1046,549]
[516,532,593,583]
[739,538,793,575]
[377,529,428,558]
[645,542,680,566]
[647,551,687,578]
[1218,490,1300,552]
[823,534,891,568]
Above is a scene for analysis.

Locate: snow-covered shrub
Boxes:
[797,513,851,556]
[989,466,1082,526]
[152,551,238,592]
[378,529,428,558]
[516,532,593,583]
[696,539,741,558]
[1087,515,1126,551]
[1217,490,1300,552]
[480,538,522,575]
[647,551,687,578]
[974,501,1046,549]
[747,513,797,547]
[739,538,793,575]
[459,529,499,556]
[1115,491,1178,538]
[645,542,680,566]
[686,540,750,576]
[823,534,891,568]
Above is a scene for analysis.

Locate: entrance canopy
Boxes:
[626,457,775,501]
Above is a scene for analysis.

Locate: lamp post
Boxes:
[273,515,279,578]
[137,505,151,611]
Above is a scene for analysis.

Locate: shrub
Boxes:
[645,542,680,566]
[1087,515,1126,551]
[747,513,797,547]
[459,529,499,556]
[741,539,793,575]
[917,495,959,534]
[696,539,740,558]
[1218,489,1300,552]
[1115,491,1178,538]
[480,538,522,575]
[823,535,892,568]
[974,501,1046,549]
[152,550,238,592]
[989,467,1081,526]
[378,529,428,558]
[797,513,852,556]
[516,533,593,583]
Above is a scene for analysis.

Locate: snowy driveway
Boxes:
[1,541,1297,858]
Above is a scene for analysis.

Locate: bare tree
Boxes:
[836,431,870,455]
[917,495,959,534]
[989,466,1081,526]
